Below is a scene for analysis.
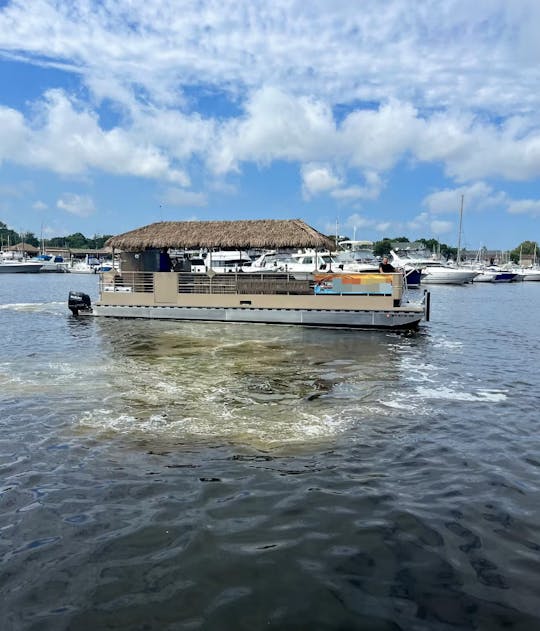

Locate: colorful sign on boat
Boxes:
[314,273,393,295]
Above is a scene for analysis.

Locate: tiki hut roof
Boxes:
[106,219,335,251]
[3,242,39,253]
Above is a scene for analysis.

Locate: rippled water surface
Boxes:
[1,274,540,630]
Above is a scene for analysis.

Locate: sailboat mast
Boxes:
[457,194,464,265]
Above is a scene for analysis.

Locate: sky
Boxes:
[1,0,540,251]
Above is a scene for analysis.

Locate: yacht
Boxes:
[31,253,69,272]
[391,250,477,285]
[471,266,518,283]
[188,250,253,274]
[0,258,43,273]
[0,252,43,273]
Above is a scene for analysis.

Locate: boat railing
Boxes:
[177,272,315,295]
[100,270,402,297]
[101,271,155,293]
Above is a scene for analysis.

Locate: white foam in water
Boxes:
[415,386,507,403]
[0,301,65,314]
[76,404,355,445]
[432,336,464,350]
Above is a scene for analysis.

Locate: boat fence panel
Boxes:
[177,272,314,295]
[101,271,154,293]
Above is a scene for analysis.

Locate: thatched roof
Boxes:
[3,243,39,253]
[106,219,335,251]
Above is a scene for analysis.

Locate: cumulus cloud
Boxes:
[162,188,208,208]
[422,182,499,214]
[301,164,342,198]
[0,90,191,183]
[507,199,540,217]
[430,220,454,236]
[1,0,540,240]
[57,193,96,217]
[422,181,540,220]
[2,1,540,116]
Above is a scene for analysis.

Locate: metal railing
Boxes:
[100,271,154,293]
[177,272,314,295]
[100,271,401,297]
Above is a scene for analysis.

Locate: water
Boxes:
[1,274,540,630]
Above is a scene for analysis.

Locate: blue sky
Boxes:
[1,0,540,250]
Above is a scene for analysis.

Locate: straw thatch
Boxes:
[106,219,335,251]
[3,243,39,253]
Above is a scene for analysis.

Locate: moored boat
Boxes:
[390,250,477,285]
[472,267,518,283]
[30,253,69,272]
[0,259,43,273]
[68,219,430,331]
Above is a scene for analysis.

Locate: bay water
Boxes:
[1,274,539,630]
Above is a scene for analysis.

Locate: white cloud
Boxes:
[57,193,96,217]
[342,213,374,230]
[430,220,454,236]
[162,188,208,208]
[33,201,48,211]
[301,163,342,198]
[0,90,191,184]
[209,87,337,175]
[507,199,540,217]
[2,1,540,116]
[375,222,392,233]
[1,0,540,222]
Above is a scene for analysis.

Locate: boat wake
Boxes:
[415,385,507,403]
[0,301,65,313]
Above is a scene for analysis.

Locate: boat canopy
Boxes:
[105,219,335,251]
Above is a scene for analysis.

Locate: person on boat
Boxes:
[379,256,395,273]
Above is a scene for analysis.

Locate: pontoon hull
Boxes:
[80,303,425,330]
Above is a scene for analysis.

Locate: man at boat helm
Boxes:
[379,256,395,273]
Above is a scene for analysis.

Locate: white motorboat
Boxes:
[31,253,69,272]
[391,250,477,285]
[279,250,337,273]
[471,267,518,283]
[187,250,253,274]
[68,255,115,274]
[520,267,540,281]
[0,259,43,273]
[498,264,540,281]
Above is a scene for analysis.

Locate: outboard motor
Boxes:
[68,291,92,316]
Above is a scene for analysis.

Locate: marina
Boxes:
[1,273,540,630]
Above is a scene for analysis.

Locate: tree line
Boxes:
[0,221,113,250]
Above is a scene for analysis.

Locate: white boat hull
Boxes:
[421,270,477,284]
[521,270,540,281]
[0,262,43,273]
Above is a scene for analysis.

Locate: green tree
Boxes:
[417,238,457,261]
[509,240,539,263]
[21,232,39,247]
[372,238,395,257]
[47,236,68,247]
[0,221,21,248]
